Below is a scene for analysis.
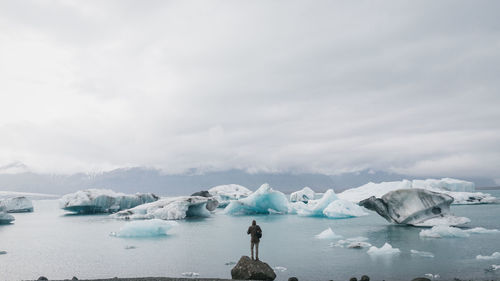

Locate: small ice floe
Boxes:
[273,266,287,272]
[420,226,500,238]
[367,243,400,256]
[486,265,500,271]
[424,273,440,279]
[476,252,500,260]
[410,249,435,258]
[332,237,371,249]
[181,272,200,277]
[0,251,7,255]
[115,219,178,237]
[124,245,136,250]
[225,261,236,266]
[315,227,342,240]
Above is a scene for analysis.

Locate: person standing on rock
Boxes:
[247,220,262,261]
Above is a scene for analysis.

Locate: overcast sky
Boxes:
[0,1,499,180]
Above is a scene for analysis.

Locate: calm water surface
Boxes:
[1,190,500,281]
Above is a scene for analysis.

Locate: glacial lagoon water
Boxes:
[1,191,500,281]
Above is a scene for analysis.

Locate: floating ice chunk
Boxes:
[411,249,435,258]
[424,273,440,279]
[112,196,218,220]
[488,265,500,271]
[359,189,469,226]
[323,199,368,218]
[273,266,287,272]
[465,227,500,234]
[315,227,342,240]
[181,272,200,277]
[0,206,15,224]
[476,252,500,260]
[367,243,400,256]
[419,226,470,238]
[224,184,289,215]
[115,219,178,237]
[290,187,316,203]
[208,184,252,208]
[332,237,371,249]
[60,189,159,214]
[0,197,34,213]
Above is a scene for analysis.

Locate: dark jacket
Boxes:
[247,225,262,243]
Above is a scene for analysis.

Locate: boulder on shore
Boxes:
[231,256,276,280]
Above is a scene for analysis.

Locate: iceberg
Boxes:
[60,189,159,214]
[114,219,178,237]
[420,226,500,238]
[291,189,368,218]
[181,272,200,277]
[290,187,315,203]
[273,266,287,272]
[476,252,500,260]
[333,237,371,249]
[359,188,469,226]
[338,178,497,205]
[208,184,252,208]
[410,249,435,258]
[224,184,289,215]
[0,197,34,212]
[367,243,400,256]
[0,206,15,224]
[112,196,219,220]
[315,227,342,240]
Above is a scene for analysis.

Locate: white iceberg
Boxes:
[114,219,178,237]
[410,249,435,258]
[338,178,497,205]
[424,273,440,279]
[488,265,500,271]
[60,189,159,214]
[291,189,368,218]
[323,199,368,218]
[359,188,469,226]
[290,187,316,203]
[0,197,33,213]
[208,184,252,208]
[333,237,372,249]
[315,227,342,240]
[112,196,219,220]
[476,252,500,260]
[273,266,287,272]
[224,184,289,215]
[0,206,15,224]
[367,243,401,256]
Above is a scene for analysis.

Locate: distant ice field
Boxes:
[1,191,500,281]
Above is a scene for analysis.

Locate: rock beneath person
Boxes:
[231,255,276,280]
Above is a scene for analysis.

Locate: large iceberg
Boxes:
[224,184,289,215]
[0,197,34,213]
[60,189,159,214]
[290,187,315,203]
[291,189,368,218]
[208,184,253,208]
[359,188,469,226]
[338,178,497,205]
[112,196,219,220]
[114,219,178,237]
[0,206,15,224]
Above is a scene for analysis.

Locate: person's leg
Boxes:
[250,242,254,260]
[256,241,259,260]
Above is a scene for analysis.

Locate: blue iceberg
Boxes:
[291,189,368,218]
[224,184,289,215]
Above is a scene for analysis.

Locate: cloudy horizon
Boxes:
[1,1,499,182]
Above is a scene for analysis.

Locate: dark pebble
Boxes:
[288,277,299,281]
[411,278,431,281]
[37,277,48,281]
[361,275,370,281]
[350,278,358,281]
[72,277,78,280]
